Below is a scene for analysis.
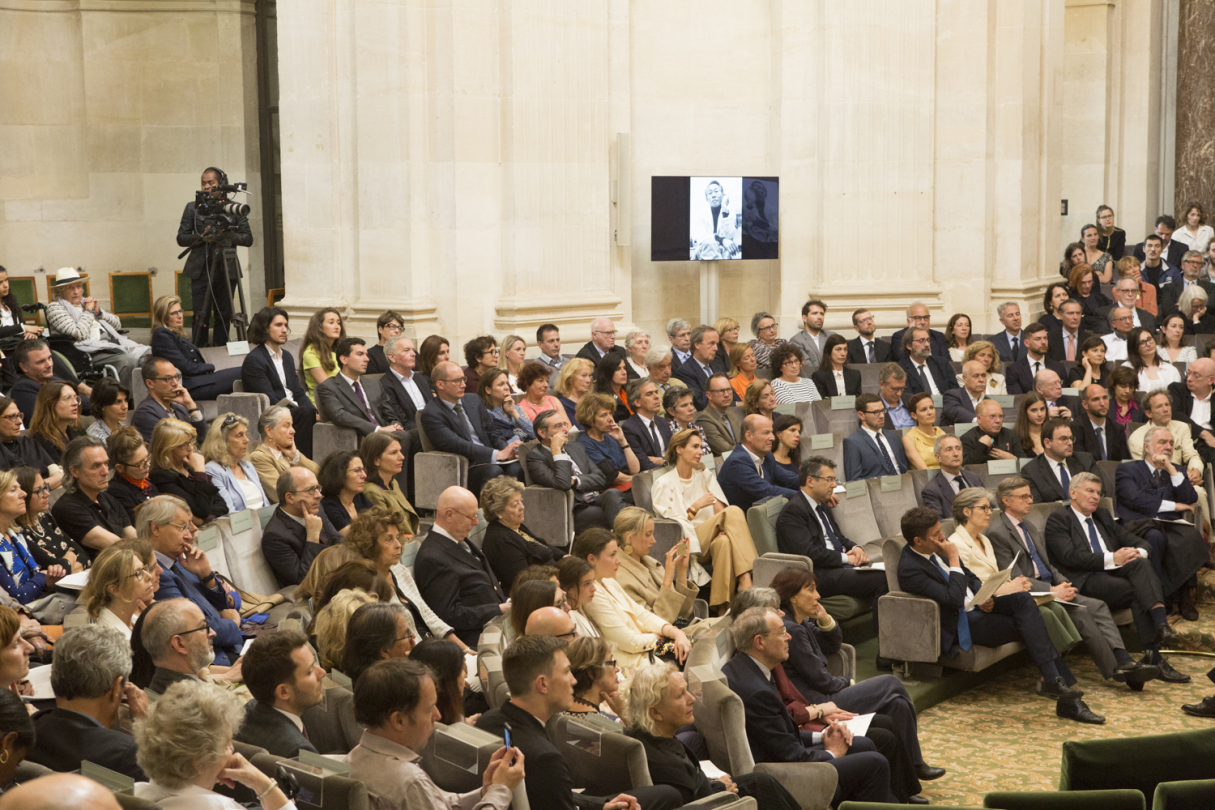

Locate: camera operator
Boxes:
[176,167,253,348]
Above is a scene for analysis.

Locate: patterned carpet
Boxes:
[907,575,1215,807]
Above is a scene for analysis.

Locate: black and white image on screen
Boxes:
[689,176,742,260]
[741,177,779,259]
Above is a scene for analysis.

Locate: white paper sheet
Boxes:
[55,570,90,590]
[26,665,53,699]
[843,713,876,738]
[856,562,885,572]
[699,760,729,780]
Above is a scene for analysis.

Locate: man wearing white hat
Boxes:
[43,268,150,387]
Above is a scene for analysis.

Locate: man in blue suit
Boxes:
[722,606,896,805]
[672,325,722,410]
[419,361,524,497]
[145,494,243,665]
[716,414,798,512]
[843,394,910,481]
[889,303,949,362]
[989,302,1024,363]
[897,507,1104,724]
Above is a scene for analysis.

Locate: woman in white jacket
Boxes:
[649,428,758,611]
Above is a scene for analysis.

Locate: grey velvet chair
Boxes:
[801,432,844,469]
[810,400,860,440]
[216,392,271,449]
[301,685,362,755]
[250,751,371,810]
[417,722,531,810]
[864,474,917,539]
[830,482,885,561]
[414,414,469,511]
[516,440,575,547]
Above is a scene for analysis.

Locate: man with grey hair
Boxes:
[941,359,989,426]
[576,316,625,364]
[1101,277,1156,333]
[378,333,434,434]
[673,326,721,409]
[261,466,339,587]
[1034,368,1076,419]
[1100,307,1135,361]
[890,302,947,362]
[621,377,672,469]
[666,318,693,368]
[142,598,218,697]
[877,364,913,429]
[27,625,147,779]
[722,607,895,805]
[51,435,135,554]
[145,494,244,664]
[644,343,687,409]
[990,302,1023,363]
[919,434,981,518]
[527,408,623,532]
[1159,249,1215,317]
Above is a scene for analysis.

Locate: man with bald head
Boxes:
[1168,357,1215,465]
[525,606,577,638]
[961,399,1026,465]
[415,486,511,645]
[717,414,799,512]
[0,773,122,810]
[941,360,989,426]
[576,316,626,364]
[419,360,524,497]
[1071,384,1130,461]
[889,302,948,362]
[1033,368,1076,420]
[261,466,340,586]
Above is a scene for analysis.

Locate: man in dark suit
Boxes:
[261,467,340,586]
[140,599,214,698]
[477,635,681,810]
[960,399,1026,466]
[843,394,911,480]
[235,630,324,758]
[1115,426,1207,621]
[131,356,209,444]
[415,486,510,645]
[1005,323,1065,395]
[1159,253,1215,318]
[776,456,888,629]
[889,303,948,362]
[1101,278,1159,333]
[722,607,896,804]
[897,328,958,397]
[693,374,745,456]
[419,361,523,497]
[1034,368,1079,420]
[575,316,626,364]
[1167,358,1215,465]
[1072,384,1129,461]
[673,326,721,410]
[717,414,799,513]
[316,337,404,441]
[11,338,91,426]
[376,334,433,431]
[526,409,623,533]
[620,378,672,471]
[1046,300,1088,364]
[919,435,982,517]
[1133,217,1188,272]
[177,167,253,346]
[847,308,891,364]
[940,360,989,426]
[241,306,316,458]
[989,302,1024,363]
[27,625,145,780]
[987,477,1160,687]
[1044,472,1187,682]
[1021,419,1094,503]
[897,507,1101,722]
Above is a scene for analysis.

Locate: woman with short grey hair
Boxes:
[748,311,787,371]
[134,680,296,809]
[481,475,563,594]
[623,329,650,379]
[1179,284,1215,333]
[247,405,318,504]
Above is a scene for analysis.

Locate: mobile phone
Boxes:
[678,539,689,555]
[503,723,515,765]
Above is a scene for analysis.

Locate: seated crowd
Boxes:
[2,210,1215,807]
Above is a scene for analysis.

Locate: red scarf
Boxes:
[120,472,150,492]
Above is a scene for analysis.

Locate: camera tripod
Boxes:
[195,236,249,345]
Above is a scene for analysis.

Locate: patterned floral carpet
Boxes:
[908,574,1215,807]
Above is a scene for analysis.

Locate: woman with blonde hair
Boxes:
[149,419,227,526]
[613,506,696,622]
[498,333,528,392]
[961,340,1006,395]
[150,295,240,400]
[729,343,758,401]
[83,545,154,638]
[713,317,741,371]
[742,378,775,421]
[201,413,266,513]
[555,357,595,430]
[623,329,650,379]
[28,381,82,457]
[299,307,346,405]
[650,428,757,610]
[314,587,379,682]
[0,470,64,605]
[292,544,358,607]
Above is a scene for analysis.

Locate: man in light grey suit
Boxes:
[315,337,404,440]
[789,298,835,375]
[986,476,1160,689]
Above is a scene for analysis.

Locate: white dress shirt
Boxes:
[803,491,848,564]
[1190,391,1213,431]
[911,547,976,608]
[862,427,903,473]
[391,367,427,409]
[267,344,295,405]
[913,362,939,394]
[1070,506,1148,569]
[743,444,764,477]
[1102,331,1129,362]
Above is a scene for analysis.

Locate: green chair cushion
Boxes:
[985,788,1145,810]
[820,595,870,622]
[1152,779,1215,810]
[111,274,151,315]
[1059,728,1215,798]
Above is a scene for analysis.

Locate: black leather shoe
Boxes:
[1178,589,1200,622]
[1154,622,1178,648]
[915,764,946,781]
[1037,677,1084,700]
[1057,697,1105,724]
[907,796,930,805]
[1112,660,1161,686]
[1150,654,1192,684]
[1182,696,1215,718]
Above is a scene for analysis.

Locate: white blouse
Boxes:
[236,478,265,510]
[1123,359,1182,394]
[389,563,455,640]
[1174,224,1214,254]
[627,358,648,378]
[1158,346,1197,367]
[93,606,133,640]
[650,466,729,552]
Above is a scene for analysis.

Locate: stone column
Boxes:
[1175,0,1215,218]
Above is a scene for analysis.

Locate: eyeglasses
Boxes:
[604,659,617,668]
[289,485,321,496]
[153,373,184,383]
[862,408,887,416]
[555,630,577,639]
[27,485,50,497]
[120,457,151,471]
[175,621,211,638]
[450,508,479,522]
[165,521,190,533]
[758,324,778,332]
[811,475,838,485]
[708,387,733,394]
[970,505,994,513]
[0,413,21,423]
[124,568,153,583]
[593,330,618,336]
[397,631,415,644]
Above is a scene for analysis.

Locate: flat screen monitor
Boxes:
[651,176,779,261]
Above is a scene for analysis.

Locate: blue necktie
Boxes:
[873,433,899,476]
[1058,462,1070,492]
[1017,522,1052,584]
[817,505,843,553]
[1085,517,1104,555]
[1094,426,1106,460]
[932,556,971,651]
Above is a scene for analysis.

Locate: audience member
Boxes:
[1071,335,1113,389]
[1068,264,1112,333]
[920,435,982,518]
[1158,313,1196,366]
[482,476,563,595]
[899,327,958,396]
[611,507,696,622]
[1095,205,1127,258]
[522,602,575,639]
[27,625,145,779]
[989,302,1024,363]
[139,598,212,696]
[343,602,415,683]
[1040,282,1071,332]
[960,399,1025,465]
[477,634,681,810]
[149,418,227,525]
[15,466,88,574]
[0,690,35,798]
[366,310,403,375]
[82,545,152,638]
[667,318,693,369]
[769,343,821,404]
[242,306,317,458]
[481,368,534,444]
[623,329,651,379]
[133,680,295,810]
[577,317,625,365]
[234,630,323,757]
[847,309,891,364]
[536,323,567,377]
[877,364,914,429]
[1179,284,1215,332]
[770,413,802,477]
[317,450,369,533]
[527,409,623,533]
[84,378,128,443]
[810,335,859,397]
[1103,277,1158,335]
[150,296,240,400]
[27,381,82,459]
[843,394,910,480]
[313,587,377,680]
[1005,323,1063,395]
[575,393,640,486]
[415,487,509,645]
[620,378,672,471]
[1072,384,1129,461]
[554,357,595,429]
[1044,473,1188,683]
[789,300,835,370]
[945,313,972,362]
[417,334,451,376]
[559,556,600,638]
[562,636,623,719]
[1127,390,1205,485]
[1169,357,1215,464]
[673,325,723,409]
[421,361,524,497]
[316,336,403,440]
[0,470,62,606]
[719,414,799,511]
[1019,391,1051,456]
[0,397,56,485]
[249,406,318,505]
[1046,299,1088,364]
[1110,365,1143,426]
[1117,255,1158,315]
[10,339,90,428]
[694,373,744,456]
[728,343,758,400]
[901,393,945,470]
[51,436,136,554]
[964,340,1007,395]
[1175,201,1214,252]
[377,334,435,439]
[743,312,784,372]
[261,466,340,586]
[360,432,420,535]
[132,356,209,444]
[890,302,948,362]
[299,307,346,406]
[44,268,147,387]
[0,268,40,348]
[1081,225,1116,280]
[1020,419,1093,502]
[516,361,560,422]
[99,427,155,526]
[201,413,266,513]
[940,359,988,426]
[1125,327,1181,393]
[665,387,710,452]
[1134,216,1188,271]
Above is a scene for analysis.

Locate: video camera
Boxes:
[195,182,252,234]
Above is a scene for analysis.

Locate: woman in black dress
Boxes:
[480,475,563,595]
[106,426,159,525]
[148,418,227,526]
[14,465,89,572]
[0,397,59,489]
[318,450,371,534]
